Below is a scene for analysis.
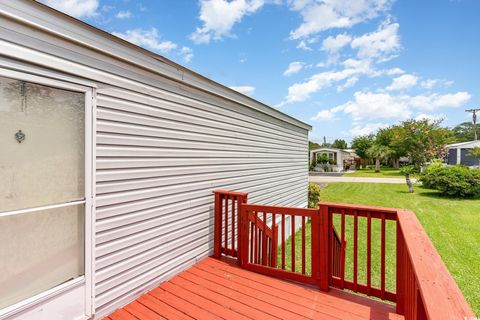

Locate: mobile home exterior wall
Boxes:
[0,1,310,319]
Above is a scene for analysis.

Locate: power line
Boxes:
[465,108,480,141]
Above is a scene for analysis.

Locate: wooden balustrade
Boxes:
[212,190,475,320]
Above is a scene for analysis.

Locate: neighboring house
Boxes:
[310,147,358,172]
[445,140,480,167]
[0,2,311,319]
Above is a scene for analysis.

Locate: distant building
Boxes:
[445,141,480,166]
[310,148,359,172]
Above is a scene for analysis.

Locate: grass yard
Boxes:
[344,167,417,178]
[279,183,480,315]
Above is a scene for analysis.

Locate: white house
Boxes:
[0,2,311,319]
[445,140,480,166]
[309,147,358,172]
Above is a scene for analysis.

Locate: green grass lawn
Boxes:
[344,167,417,178]
[278,183,480,314]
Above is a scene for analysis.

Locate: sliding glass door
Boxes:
[0,75,86,310]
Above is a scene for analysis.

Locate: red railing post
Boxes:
[213,192,222,259]
[237,193,248,266]
[318,204,330,291]
[396,216,405,315]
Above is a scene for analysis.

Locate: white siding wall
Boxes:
[0,2,310,318]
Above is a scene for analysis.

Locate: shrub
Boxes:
[308,182,322,208]
[421,163,480,198]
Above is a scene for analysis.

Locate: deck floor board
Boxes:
[104,257,403,320]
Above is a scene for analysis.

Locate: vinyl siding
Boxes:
[0,2,310,319]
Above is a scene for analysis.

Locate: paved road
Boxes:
[309,175,417,184]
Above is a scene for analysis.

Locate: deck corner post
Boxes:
[213,191,222,259]
[318,204,330,292]
[237,193,248,266]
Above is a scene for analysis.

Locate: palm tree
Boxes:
[367,144,391,172]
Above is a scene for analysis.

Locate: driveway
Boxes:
[309,175,417,184]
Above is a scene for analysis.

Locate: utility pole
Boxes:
[466,108,480,140]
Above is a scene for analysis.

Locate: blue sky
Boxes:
[42,0,480,144]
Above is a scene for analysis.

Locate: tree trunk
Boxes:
[394,158,400,168]
[375,158,380,172]
[405,174,414,193]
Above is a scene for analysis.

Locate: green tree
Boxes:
[351,135,374,167]
[309,141,321,150]
[332,139,348,149]
[467,147,480,165]
[390,119,454,170]
[367,144,391,172]
[375,127,407,168]
[452,122,475,142]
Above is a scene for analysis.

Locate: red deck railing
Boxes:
[212,190,475,320]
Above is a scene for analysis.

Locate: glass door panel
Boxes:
[0,204,85,309]
[0,76,85,211]
[0,75,86,309]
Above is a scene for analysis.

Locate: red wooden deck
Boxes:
[104,257,403,320]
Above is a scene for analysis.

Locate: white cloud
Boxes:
[321,33,352,53]
[350,21,401,61]
[341,91,412,120]
[180,46,194,63]
[348,122,389,136]
[229,85,256,95]
[315,90,470,124]
[337,76,359,92]
[420,79,454,89]
[311,105,344,121]
[386,74,418,91]
[284,61,305,76]
[296,40,313,51]
[409,92,471,111]
[289,0,393,39]
[190,0,266,44]
[41,0,99,18]
[113,28,177,53]
[279,58,376,105]
[115,10,132,19]
[386,67,404,75]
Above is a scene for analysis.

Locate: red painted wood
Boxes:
[108,309,138,320]
[318,205,329,291]
[271,213,277,268]
[224,196,228,256]
[331,277,397,302]
[301,216,306,275]
[124,301,165,320]
[341,209,346,288]
[213,192,221,258]
[138,294,194,320]
[232,195,235,256]
[291,215,295,273]
[211,191,473,320]
[397,209,475,320]
[367,212,372,296]
[353,210,358,292]
[262,211,267,266]
[281,213,285,270]
[249,219,253,263]
[310,212,320,284]
[381,213,386,300]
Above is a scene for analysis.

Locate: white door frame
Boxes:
[0,67,95,319]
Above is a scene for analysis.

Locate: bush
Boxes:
[308,182,322,208]
[420,163,480,198]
